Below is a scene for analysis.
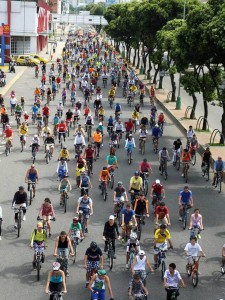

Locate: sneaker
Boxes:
[126,263,129,269]
[14,224,17,229]
[85,228,88,233]
[197,234,201,240]
[23,215,26,221]
[181,173,184,177]
[66,270,70,277]
[154,263,158,270]
[178,217,182,221]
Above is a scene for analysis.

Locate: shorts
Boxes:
[86,158,93,164]
[79,207,90,218]
[87,260,99,273]
[154,242,167,255]
[154,217,168,229]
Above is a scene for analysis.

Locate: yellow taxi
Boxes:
[30,54,49,64]
[16,55,40,66]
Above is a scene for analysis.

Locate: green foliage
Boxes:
[180,71,201,96]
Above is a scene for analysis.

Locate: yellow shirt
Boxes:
[154,229,171,243]
[130,86,137,92]
[109,90,115,96]
[76,166,86,177]
[59,149,69,159]
[19,126,28,135]
[98,109,105,115]
[130,176,143,190]
[132,112,139,120]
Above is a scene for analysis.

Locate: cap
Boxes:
[134,171,139,175]
[52,262,60,271]
[139,250,145,255]
[156,179,160,184]
[19,186,24,190]
[109,215,115,220]
[98,269,106,276]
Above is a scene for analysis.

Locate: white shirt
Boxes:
[114,122,124,131]
[73,109,80,116]
[187,129,195,138]
[164,270,181,287]
[10,97,17,105]
[125,138,136,148]
[56,161,68,173]
[31,137,40,145]
[139,129,148,138]
[184,242,202,257]
[74,135,85,145]
[133,255,146,271]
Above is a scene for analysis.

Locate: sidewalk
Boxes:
[127,62,225,164]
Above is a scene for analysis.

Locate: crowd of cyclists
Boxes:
[0,28,225,300]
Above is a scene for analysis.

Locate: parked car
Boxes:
[29,54,49,64]
[16,55,40,66]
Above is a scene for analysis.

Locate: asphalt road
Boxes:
[0,51,225,300]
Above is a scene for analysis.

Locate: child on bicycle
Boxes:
[99,167,111,189]
[128,273,149,299]
[126,232,140,269]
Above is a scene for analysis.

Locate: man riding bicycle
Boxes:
[121,203,137,243]
[150,179,165,206]
[139,158,152,183]
[128,273,148,298]
[159,147,170,172]
[212,156,225,186]
[99,167,111,189]
[131,250,154,285]
[30,222,47,268]
[88,269,114,300]
[126,232,140,269]
[25,164,39,197]
[178,186,193,221]
[76,192,93,234]
[181,148,192,177]
[133,192,149,225]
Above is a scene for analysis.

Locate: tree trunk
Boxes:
[128,48,132,63]
[115,42,120,53]
[170,74,176,102]
[126,44,130,61]
[190,93,198,119]
[220,102,225,144]
[153,67,159,84]
[132,49,137,67]
[202,99,208,130]
[158,76,164,89]
[146,55,151,79]
[136,47,140,69]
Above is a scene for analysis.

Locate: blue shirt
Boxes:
[214,160,225,171]
[108,118,114,126]
[179,190,192,203]
[122,208,135,223]
[152,127,161,137]
[32,106,39,114]
[115,105,121,112]
[81,175,89,186]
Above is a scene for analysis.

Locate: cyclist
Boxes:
[56,158,68,180]
[74,131,86,152]
[98,106,105,122]
[222,244,225,272]
[25,164,39,197]
[139,158,152,183]
[42,104,50,125]
[41,124,51,143]
[84,242,104,287]
[124,134,135,160]
[3,124,13,147]
[113,182,128,213]
[12,186,28,227]
[129,171,143,200]
[30,134,40,157]
[58,146,70,161]
[154,224,173,269]
[133,192,149,225]
[58,120,67,143]
[88,269,114,300]
[19,122,28,149]
[189,134,199,153]
[109,130,119,150]
[76,192,93,233]
[84,144,95,173]
[126,232,140,269]
[79,172,92,196]
[138,125,148,150]
[103,215,120,257]
[73,107,81,125]
[125,118,134,136]
[92,128,102,157]
[30,222,47,268]
[121,203,137,243]
[99,166,111,189]
[68,216,83,241]
[107,115,115,131]
[172,138,182,164]
[152,124,161,145]
[184,236,206,267]
[201,146,212,174]
[186,125,195,143]
[53,231,74,277]
[149,85,155,100]
[114,119,124,137]
[159,147,170,172]
[128,273,148,298]
[188,208,204,239]
[108,86,116,101]
[44,132,55,157]
[65,109,73,127]
[155,202,171,230]
[158,112,165,128]
[57,102,64,117]
[131,250,154,285]
[74,123,86,136]
[181,148,192,176]
[115,103,122,119]
[38,197,55,237]
[164,263,185,297]
[15,103,23,117]
[212,156,225,186]
[178,186,193,221]
[58,175,71,204]
[85,114,94,133]
[106,152,118,170]
[132,110,139,127]
[31,103,39,124]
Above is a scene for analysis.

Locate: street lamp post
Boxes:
[176,0,187,109]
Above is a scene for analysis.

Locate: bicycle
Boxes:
[128,244,136,269]
[45,144,54,164]
[136,213,145,241]
[87,125,92,142]
[14,206,24,238]
[5,139,12,156]
[60,189,68,213]
[201,161,210,181]
[78,210,87,236]
[129,293,148,300]
[183,163,190,183]
[190,148,196,166]
[165,287,180,300]
[100,180,108,201]
[139,138,146,155]
[153,137,158,154]
[152,194,163,214]
[155,242,168,279]
[186,256,202,287]
[20,135,26,152]
[70,229,81,264]
[106,237,115,270]
[57,251,68,277]
[180,203,189,230]
[160,160,168,181]
[189,226,203,240]
[48,291,64,300]
[127,147,133,165]
[86,159,93,176]
[32,144,38,164]
[173,151,180,171]
[142,172,149,196]
[114,200,124,226]
[108,167,115,189]
[215,171,223,193]
[15,114,21,129]
[28,180,36,205]
[33,243,45,281]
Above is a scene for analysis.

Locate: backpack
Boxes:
[33,229,47,240]
[161,150,167,159]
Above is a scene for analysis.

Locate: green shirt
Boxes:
[70,222,82,231]
[106,155,117,165]
[31,229,47,243]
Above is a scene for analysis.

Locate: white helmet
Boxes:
[139,250,145,255]
[34,134,38,139]
[130,232,137,240]
[52,262,60,271]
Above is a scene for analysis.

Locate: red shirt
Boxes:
[56,77,61,83]
[85,148,95,158]
[158,115,165,123]
[58,123,67,132]
[24,114,29,121]
[125,121,134,132]
[4,128,13,138]
[152,183,164,194]
[155,206,169,219]
[42,107,49,116]
[139,161,151,172]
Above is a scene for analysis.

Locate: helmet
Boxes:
[109,215,115,220]
[103,167,107,170]
[118,181,123,186]
[160,224,167,230]
[73,217,79,223]
[63,146,67,149]
[155,124,159,127]
[129,134,133,137]
[98,269,106,276]
[130,232,137,240]
[134,171,139,176]
[6,124,10,128]
[155,179,160,184]
[34,134,38,139]
[18,186,24,190]
[52,262,60,271]
[162,147,166,150]
[139,250,145,255]
[24,111,27,114]
[37,222,43,228]
[90,241,98,250]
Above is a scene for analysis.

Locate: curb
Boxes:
[1,67,27,97]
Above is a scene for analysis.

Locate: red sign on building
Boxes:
[0,26,3,36]
[3,24,10,35]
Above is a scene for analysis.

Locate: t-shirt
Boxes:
[70,222,82,231]
[85,247,102,261]
[184,242,202,256]
[85,148,95,158]
[155,206,169,219]
[122,208,135,223]
[130,176,143,190]
[173,140,182,150]
[179,190,192,203]
[31,229,47,243]
[100,170,110,180]
[139,161,151,172]
[164,270,181,288]
[4,128,13,138]
[152,183,164,194]
[58,123,67,132]
[106,155,117,165]
[114,187,125,197]
[42,107,49,115]
[93,132,102,143]
[154,229,171,243]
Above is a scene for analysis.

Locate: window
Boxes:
[11,36,31,55]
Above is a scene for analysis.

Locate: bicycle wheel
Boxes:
[103,186,107,202]
[137,222,142,241]
[183,213,187,230]
[30,188,33,205]
[164,167,168,181]
[21,141,24,152]
[5,146,8,156]
[144,180,148,196]
[37,259,40,281]
[186,264,192,276]
[67,125,70,137]
[141,141,145,155]
[192,153,196,166]
[46,151,49,164]
[218,178,222,193]
[109,249,114,270]
[161,261,166,280]
[110,175,114,189]
[73,241,77,264]
[176,158,180,171]
[64,195,67,213]
[17,214,21,238]
[192,270,198,287]
[128,151,132,165]
[206,164,209,181]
